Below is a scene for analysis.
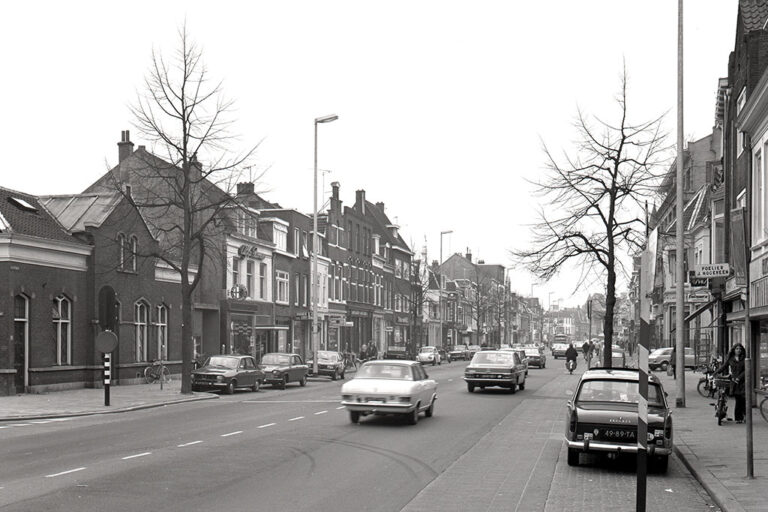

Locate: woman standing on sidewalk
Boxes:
[717,343,746,423]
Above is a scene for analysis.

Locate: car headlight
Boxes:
[216,376,224,382]
[273,370,280,375]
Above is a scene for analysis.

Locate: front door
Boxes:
[13,320,26,393]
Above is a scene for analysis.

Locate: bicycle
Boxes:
[712,376,732,426]
[759,377,768,423]
[343,352,359,371]
[696,360,718,399]
[144,360,171,384]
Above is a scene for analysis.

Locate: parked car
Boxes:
[261,353,308,389]
[449,344,470,361]
[524,347,547,368]
[648,347,695,371]
[416,346,441,366]
[611,345,627,368]
[191,355,264,394]
[340,360,437,425]
[307,350,345,380]
[383,346,411,360]
[464,350,527,393]
[564,368,672,473]
[551,343,568,359]
[437,348,451,363]
[467,345,482,359]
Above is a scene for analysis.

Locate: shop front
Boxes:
[222,300,284,362]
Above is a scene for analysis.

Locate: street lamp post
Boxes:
[312,114,338,377]
[439,230,452,349]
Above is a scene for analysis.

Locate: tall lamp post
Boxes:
[312,114,338,377]
[439,230,453,348]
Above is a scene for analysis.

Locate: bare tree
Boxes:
[512,71,668,367]
[114,27,259,393]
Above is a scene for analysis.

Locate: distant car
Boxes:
[501,347,529,376]
[191,355,264,394]
[611,345,627,368]
[524,347,547,368]
[416,346,441,366]
[564,368,672,473]
[261,353,309,389]
[383,346,411,360]
[464,350,527,393]
[307,350,345,380]
[552,343,568,359]
[341,360,437,425]
[449,344,469,361]
[467,345,482,359]
[437,348,451,363]
[648,347,695,371]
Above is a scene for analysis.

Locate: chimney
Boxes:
[188,154,203,180]
[118,130,134,162]
[331,181,340,200]
[330,181,342,214]
[478,259,485,264]
[355,189,366,215]
[237,182,255,196]
[466,248,472,262]
[376,201,385,212]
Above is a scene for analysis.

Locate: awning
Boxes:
[685,298,717,323]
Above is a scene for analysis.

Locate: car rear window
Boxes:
[357,363,412,380]
[472,352,514,365]
[262,354,290,365]
[577,379,663,406]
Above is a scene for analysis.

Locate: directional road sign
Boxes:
[694,263,730,278]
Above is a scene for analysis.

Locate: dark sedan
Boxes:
[191,355,264,394]
[261,353,309,389]
[307,350,346,380]
[524,347,547,368]
[464,350,527,393]
[564,368,672,473]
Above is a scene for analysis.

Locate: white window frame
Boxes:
[53,295,71,365]
[246,260,255,298]
[276,270,290,304]
[274,224,288,252]
[156,304,168,360]
[14,295,29,385]
[294,227,300,255]
[130,235,138,272]
[135,301,149,362]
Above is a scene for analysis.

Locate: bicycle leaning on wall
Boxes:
[144,359,171,384]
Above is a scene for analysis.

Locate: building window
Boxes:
[754,148,765,244]
[238,210,257,238]
[52,295,71,365]
[117,233,126,270]
[246,260,255,298]
[276,270,289,304]
[303,275,309,306]
[135,301,149,362]
[156,305,168,360]
[232,257,240,286]
[130,235,138,272]
[295,274,300,305]
[259,263,268,299]
[294,227,300,255]
[274,224,288,252]
[14,295,29,384]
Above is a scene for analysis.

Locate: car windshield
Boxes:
[577,379,664,406]
[205,356,239,369]
[651,348,672,356]
[356,363,412,380]
[261,354,290,366]
[524,349,539,356]
[317,351,339,362]
[419,347,435,353]
[472,352,514,365]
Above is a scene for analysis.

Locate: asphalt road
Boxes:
[0,359,719,512]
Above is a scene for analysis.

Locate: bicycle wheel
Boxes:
[144,366,158,384]
[161,366,171,383]
[697,378,709,398]
[760,397,768,423]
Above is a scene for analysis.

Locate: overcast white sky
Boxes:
[0,0,738,309]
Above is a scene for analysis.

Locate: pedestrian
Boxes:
[360,343,368,362]
[716,343,746,423]
[368,341,378,360]
[582,340,591,362]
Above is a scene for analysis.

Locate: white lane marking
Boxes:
[46,467,86,478]
[177,441,203,447]
[314,410,328,415]
[288,416,305,421]
[242,400,338,404]
[0,426,9,429]
[11,424,32,427]
[221,431,243,437]
[448,378,454,382]
[258,423,276,429]
[47,418,74,422]
[30,420,52,424]
[122,452,152,460]
[336,406,345,410]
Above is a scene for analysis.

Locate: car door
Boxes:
[512,352,523,382]
[244,357,258,385]
[412,365,431,406]
[291,355,306,380]
[239,358,254,387]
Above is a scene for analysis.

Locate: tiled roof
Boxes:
[365,200,411,251]
[38,193,122,232]
[740,0,768,32]
[0,186,82,243]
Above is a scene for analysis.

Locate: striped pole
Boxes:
[104,353,111,407]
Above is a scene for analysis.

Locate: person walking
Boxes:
[716,343,746,423]
[582,340,591,362]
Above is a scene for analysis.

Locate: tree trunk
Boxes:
[181,283,193,394]
[604,267,616,367]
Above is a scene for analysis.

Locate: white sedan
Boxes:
[341,360,437,425]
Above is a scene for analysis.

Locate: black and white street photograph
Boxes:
[1,1,766,511]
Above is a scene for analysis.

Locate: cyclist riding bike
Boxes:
[565,343,578,374]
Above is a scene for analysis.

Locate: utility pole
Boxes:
[674,0,686,408]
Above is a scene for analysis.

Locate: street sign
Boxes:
[686,291,711,303]
[688,270,708,287]
[328,315,345,327]
[694,263,730,278]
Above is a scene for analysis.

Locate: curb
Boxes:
[674,441,746,512]
[0,393,219,423]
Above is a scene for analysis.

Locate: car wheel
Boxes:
[652,455,669,474]
[519,378,526,391]
[349,411,360,424]
[331,371,337,381]
[567,448,580,466]
[225,381,235,395]
[280,376,287,390]
[299,375,307,387]
[509,383,517,394]
[406,405,420,425]
[340,371,345,379]
[432,360,436,366]
[425,397,435,418]
[251,379,260,392]
[467,383,475,393]
[660,361,669,371]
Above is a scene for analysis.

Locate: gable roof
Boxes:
[365,200,411,253]
[740,0,768,32]
[0,186,82,243]
[38,193,123,232]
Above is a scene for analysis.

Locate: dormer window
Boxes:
[273,223,288,251]
[8,196,37,213]
[373,234,380,255]
[238,210,258,238]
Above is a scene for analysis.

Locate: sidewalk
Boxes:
[0,379,217,421]
[658,370,768,512]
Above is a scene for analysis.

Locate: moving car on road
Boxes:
[551,343,568,359]
[341,360,437,425]
[464,350,526,393]
[467,345,482,359]
[449,344,470,361]
[261,353,308,389]
[307,350,346,380]
[524,347,547,368]
[416,346,442,365]
[191,355,264,394]
[564,368,672,473]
